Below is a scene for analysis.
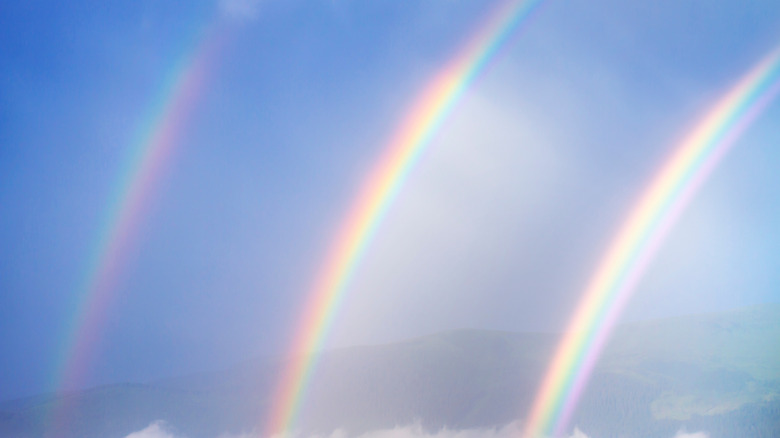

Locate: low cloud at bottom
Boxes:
[125,420,709,438]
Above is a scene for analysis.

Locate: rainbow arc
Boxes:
[523,46,780,437]
[49,22,228,435]
[263,1,544,435]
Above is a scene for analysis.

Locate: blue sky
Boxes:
[2,0,780,400]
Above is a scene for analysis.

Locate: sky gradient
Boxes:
[2,0,780,401]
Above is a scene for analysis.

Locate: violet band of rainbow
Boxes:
[263,0,545,435]
[522,46,780,438]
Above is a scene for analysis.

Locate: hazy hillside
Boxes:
[1,305,778,438]
[571,304,780,437]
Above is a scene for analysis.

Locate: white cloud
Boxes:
[128,421,594,438]
[125,421,180,438]
[672,431,709,438]
[352,422,532,438]
[219,0,262,21]
[126,420,707,438]
[568,428,590,438]
[210,422,591,438]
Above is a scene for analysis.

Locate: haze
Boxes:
[2,0,779,415]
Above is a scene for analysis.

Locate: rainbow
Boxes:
[48,23,228,435]
[264,0,544,435]
[523,46,780,438]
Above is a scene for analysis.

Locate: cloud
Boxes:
[219,0,262,21]
[144,422,591,438]
[672,431,709,438]
[125,421,179,438]
[126,420,707,438]
[280,422,590,438]
[568,429,590,438]
[127,421,592,438]
[347,422,542,438]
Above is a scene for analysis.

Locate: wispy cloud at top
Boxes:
[219,0,262,21]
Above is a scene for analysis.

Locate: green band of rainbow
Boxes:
[264,1,543,435]
[523,46,780,438]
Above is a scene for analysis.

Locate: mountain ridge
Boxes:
[1,304,778,438]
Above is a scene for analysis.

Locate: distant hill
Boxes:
[1,304,778,438]
[573,304,780,438]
